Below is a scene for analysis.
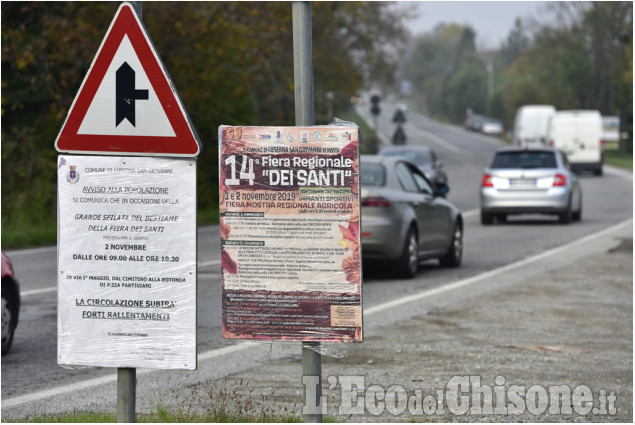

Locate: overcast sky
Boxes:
[404,1,551,49]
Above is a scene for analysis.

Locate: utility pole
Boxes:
[487,61,494,98]
[292,2,323,423]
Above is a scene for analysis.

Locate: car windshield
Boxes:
[491,151,557,169]
[360,163,386,186]
[381,150,431,166]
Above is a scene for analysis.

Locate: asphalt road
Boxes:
[2,104,632,419]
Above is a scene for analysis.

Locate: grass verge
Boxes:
[1,216,57,250]
[604,149,633,170]
[12,409,302,423]
[198,206,220,226]
[8,379,345,423]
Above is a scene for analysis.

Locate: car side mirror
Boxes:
[436,160,444,169]
[435,182,450,198]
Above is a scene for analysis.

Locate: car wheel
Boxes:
[559,203,573,224]
[395,226,418,279]
[439,221,463,268]
[572,194,582,222]
[481,210,494,225]
[1,286,15,356]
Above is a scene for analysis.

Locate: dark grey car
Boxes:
[378,145,448,187]
[360,155,463,278]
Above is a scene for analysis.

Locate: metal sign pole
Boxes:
[117,367,136,422]
[293,1,315,126]
[292,2,323,423]
[117,1,141,423]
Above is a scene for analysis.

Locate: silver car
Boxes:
[482,118,504,135]
[360,155,463,278]
[480,147,582,224]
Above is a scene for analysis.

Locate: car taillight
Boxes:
[549,140,554,147]
[361,197,391,207]
[481,174,494,187]
[553,174,567,187]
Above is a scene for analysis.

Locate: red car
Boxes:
[2,251,20,355]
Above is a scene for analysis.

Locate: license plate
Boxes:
[510,178,535,186]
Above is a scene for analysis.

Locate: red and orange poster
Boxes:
[219,125,362,342]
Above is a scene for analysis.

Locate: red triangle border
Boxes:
[55,3,200,156]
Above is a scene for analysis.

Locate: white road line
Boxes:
[4,217,631,409]
[366,120,391,147]
[198,341,257,361]
[20,287,57,297]
[2,374,120,409]
[605,165,633,180]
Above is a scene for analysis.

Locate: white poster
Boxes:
[57,155,196,369]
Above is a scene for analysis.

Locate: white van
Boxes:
[512,105,556,147]
[547,110,603,175]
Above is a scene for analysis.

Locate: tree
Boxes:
[402,23,470,117]
[501,1,632,127]
[444,61,487,122]
[501,18,530,66]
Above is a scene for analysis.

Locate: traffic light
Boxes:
[371,95,381,116]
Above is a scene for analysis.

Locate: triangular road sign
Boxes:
[55,3,201,156]
[392,125,407,145]
[392,109,406,124]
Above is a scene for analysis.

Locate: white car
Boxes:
[482,118,503,135]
